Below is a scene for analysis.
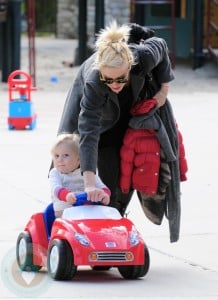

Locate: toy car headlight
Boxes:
[74,233,90,246]
[129,231,139,246]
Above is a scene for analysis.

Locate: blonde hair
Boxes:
[51,133,80,157]
[94,20,134,69]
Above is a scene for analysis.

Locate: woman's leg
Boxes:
[98,146,133,216]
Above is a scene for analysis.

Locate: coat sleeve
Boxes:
[48,168,63,197]
[57,67,84,135]
[132,37,174,84]
[177,129,188,181]
[78,80,107,173]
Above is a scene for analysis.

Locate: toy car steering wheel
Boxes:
[74,192,88,206]
[74,192,102,206]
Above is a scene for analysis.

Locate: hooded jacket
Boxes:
[120,99,188,195]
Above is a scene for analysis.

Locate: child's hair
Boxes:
[94,20,134,69]
[51,133,80,157]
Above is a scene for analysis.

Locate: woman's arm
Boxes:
[154,82,170,107]
[83,170,110,203]
[78,80,106,174]
[57,69,84,135]
[135,37,173,107]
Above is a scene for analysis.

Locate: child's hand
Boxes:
[101,193,110,206]
[66,192,77,205]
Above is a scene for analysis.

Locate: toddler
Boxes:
[49,133,110,217]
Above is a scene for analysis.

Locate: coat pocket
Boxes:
[133,152,160,194]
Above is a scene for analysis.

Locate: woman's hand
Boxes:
[83,170,110,205]
[84,186,110,205]
[154,83,169,107]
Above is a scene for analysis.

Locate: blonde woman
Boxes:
[57,21,183,242]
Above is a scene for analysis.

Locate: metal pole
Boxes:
[193,0,204,69]
[170,0,175,68]
[27,0,36,86]
[1,14,11,82]
[1,0,21,82]
[0,0,9,72]
[78,0,87,65]
[95,0,104,35]
[11,0,21,71]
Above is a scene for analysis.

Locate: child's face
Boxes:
[52,143,80,173]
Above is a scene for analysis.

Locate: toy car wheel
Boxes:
[8,124,14,130]
[16,231,42,272]
[47,239,77,280]
[29,119,36,130]
[118,244,150,279]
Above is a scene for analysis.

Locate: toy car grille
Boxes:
[89,252,134,262]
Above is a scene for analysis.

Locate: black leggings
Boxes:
[98,146,133,216]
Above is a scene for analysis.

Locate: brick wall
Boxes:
[56,0,130,39]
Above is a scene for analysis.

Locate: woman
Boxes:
[57,21,187,242]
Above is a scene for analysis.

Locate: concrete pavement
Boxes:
[0,37,218,299]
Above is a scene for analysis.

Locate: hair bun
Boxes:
[96,20,129,49]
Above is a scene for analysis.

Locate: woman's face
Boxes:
[100,64,130,94]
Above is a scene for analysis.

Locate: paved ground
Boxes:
[0,37,218,299]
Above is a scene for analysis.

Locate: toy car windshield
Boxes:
[62,205,122,220]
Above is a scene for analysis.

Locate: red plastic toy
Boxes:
[7,70,37,130]
[16,193,150,280]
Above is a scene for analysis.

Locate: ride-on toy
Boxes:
[7,70,37,130]
[16,193,150,280]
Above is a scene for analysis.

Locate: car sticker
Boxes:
[105,242,117,247]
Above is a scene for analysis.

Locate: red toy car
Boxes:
[16,193,150,280]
